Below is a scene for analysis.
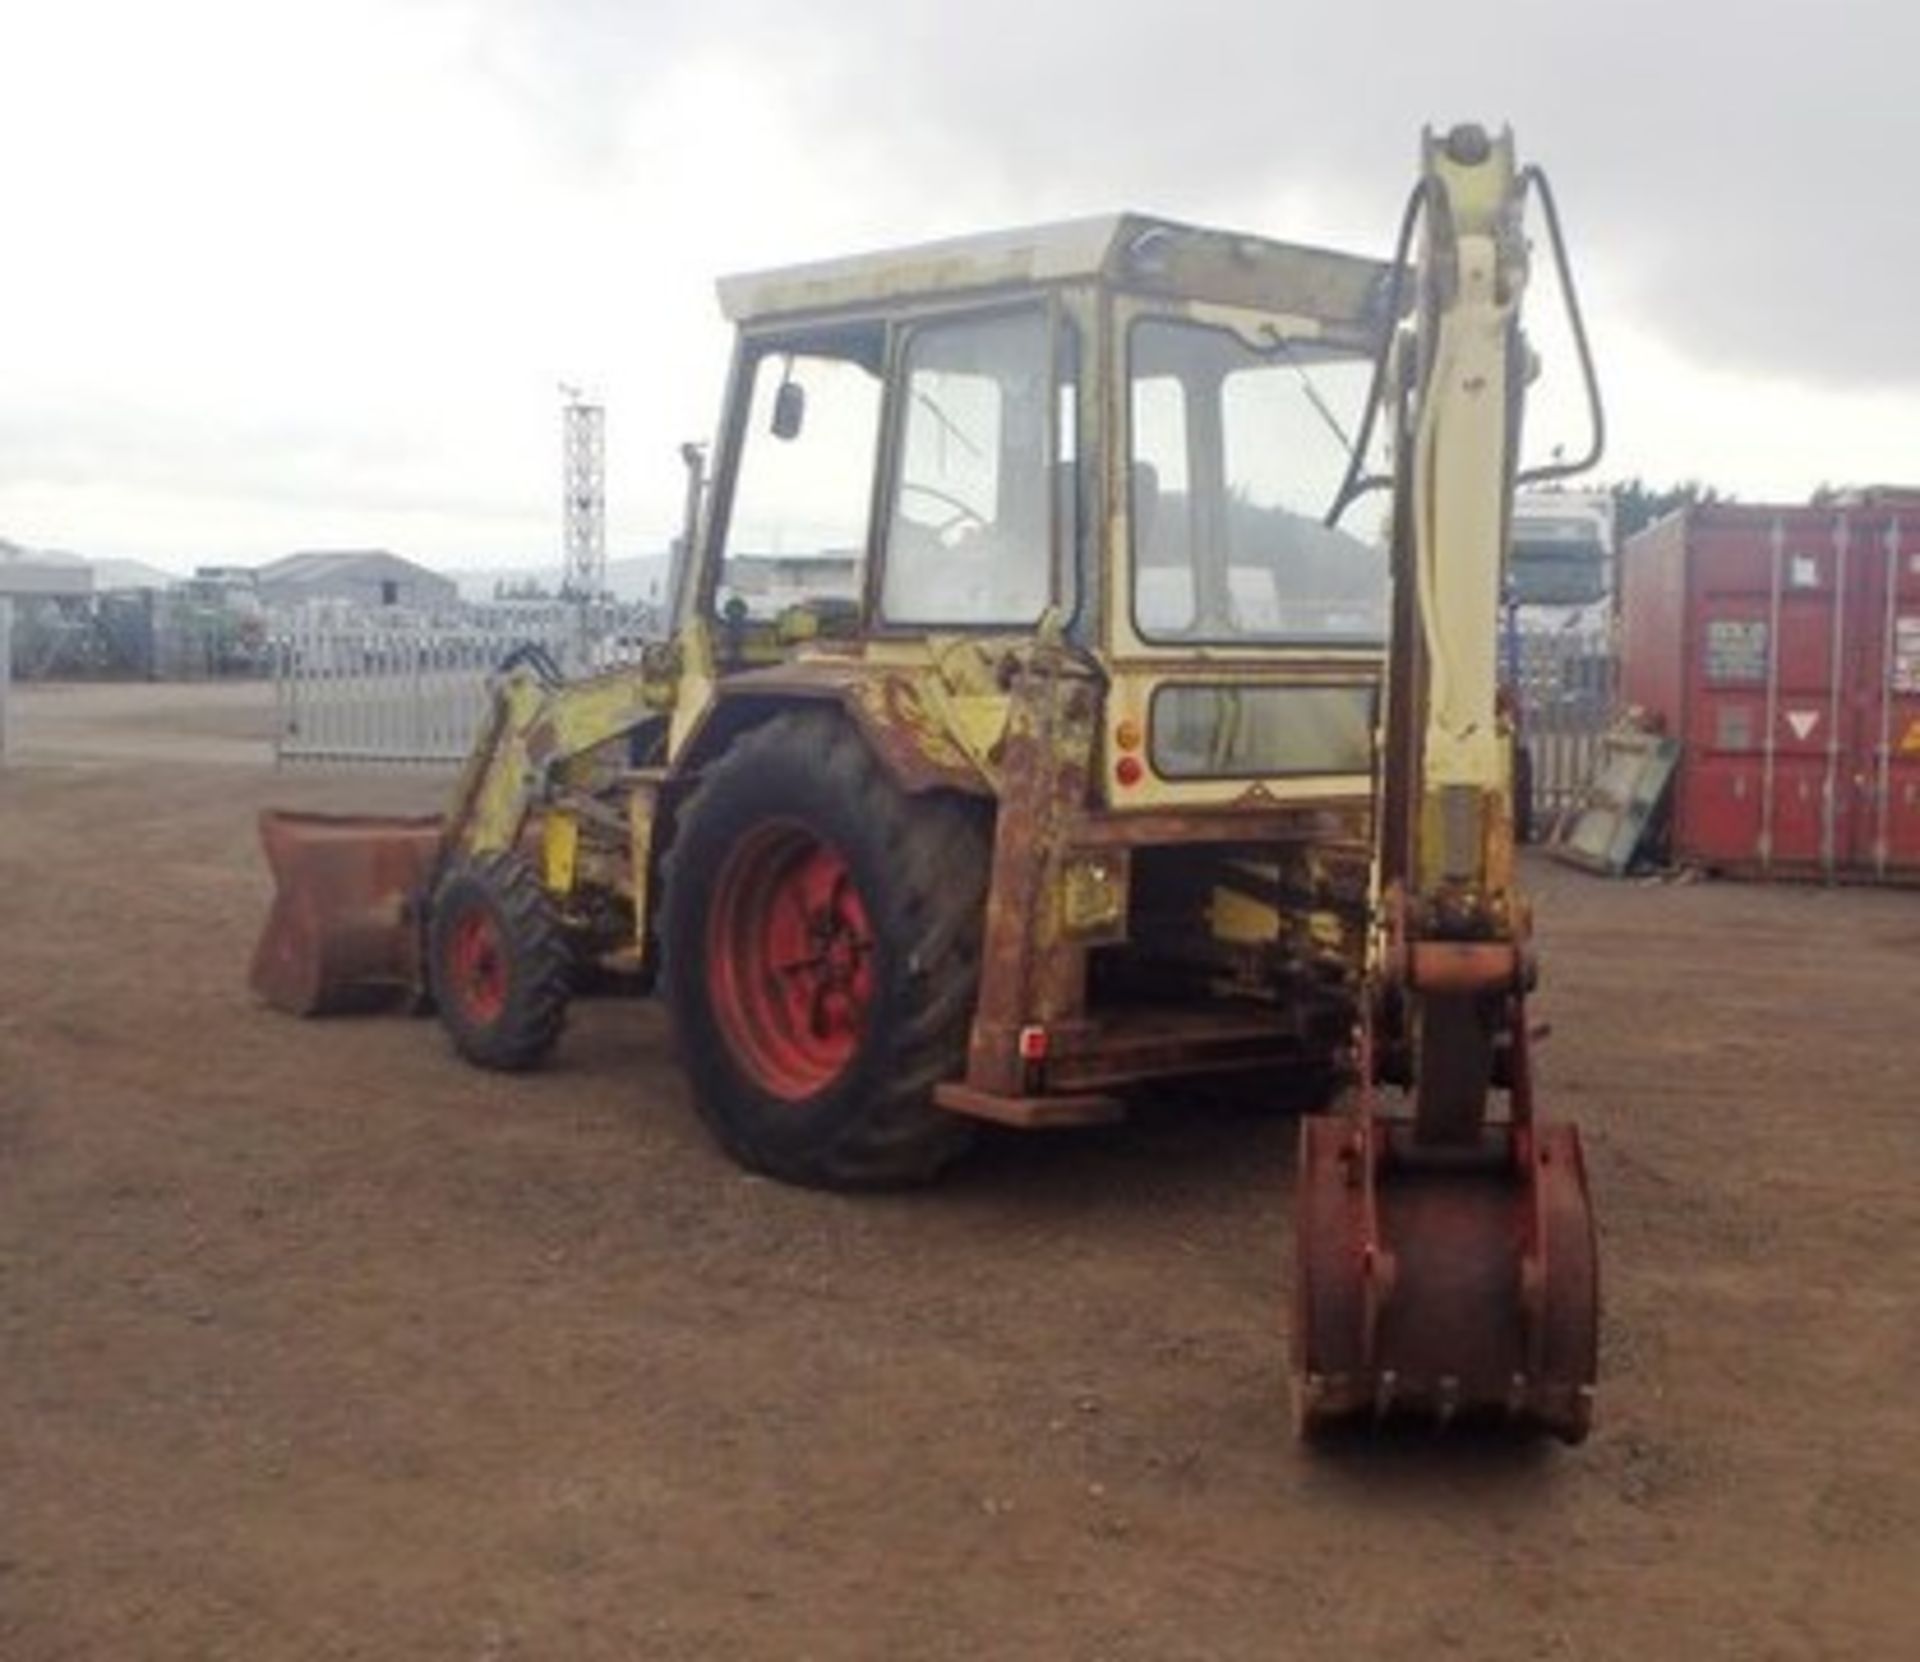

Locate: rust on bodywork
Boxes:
[680,658,994,797]
[963,644,1102,1097]
[1293,1112,1598,1441]
[943,639,1369,1113]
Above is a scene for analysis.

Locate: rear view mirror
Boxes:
[772,377,806,440]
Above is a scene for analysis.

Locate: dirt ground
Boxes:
[2,681,1916,1660]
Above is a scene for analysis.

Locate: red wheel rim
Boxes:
[706,823,876,1101]
[447,907,508,1026]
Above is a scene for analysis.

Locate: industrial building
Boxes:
[255,549,457,613]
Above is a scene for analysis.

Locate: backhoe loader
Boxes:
[253,123,1602,1439]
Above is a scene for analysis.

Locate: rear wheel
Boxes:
[661,712,987,1188]
[427,851,570,1070]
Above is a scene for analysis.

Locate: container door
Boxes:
[1676,515,1767,864]
[1679,580,1767,866]
[1680,512,1848,871]
[1854,514,1920,875]
[1754,518,1849,871]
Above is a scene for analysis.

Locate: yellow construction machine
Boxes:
[253,124,1602,1439]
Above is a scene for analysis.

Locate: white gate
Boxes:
[1515,628,1618,827]
[272,604,655,766]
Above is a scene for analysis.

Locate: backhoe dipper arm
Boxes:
[1377,125,1531,1141]
[1292,125,1600,1443]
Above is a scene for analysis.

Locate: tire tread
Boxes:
[661,712,986,1187]
[429,849,571,1071]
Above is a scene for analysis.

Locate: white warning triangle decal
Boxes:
[1786,709,1820,740]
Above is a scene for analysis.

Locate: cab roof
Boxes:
[717,213,1396,338]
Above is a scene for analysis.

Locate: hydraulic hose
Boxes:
[1325,177,1439,528]
[1515,165,1606,485]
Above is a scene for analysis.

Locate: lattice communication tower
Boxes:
[560,385,606,599]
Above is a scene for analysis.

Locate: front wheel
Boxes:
[426,851,571,1070]
[660,713,987,1188]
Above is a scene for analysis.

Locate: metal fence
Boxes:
[272,603,656,765]
[1514,628,1618,828]
[275,604,1621,803]
[5,589,270,681]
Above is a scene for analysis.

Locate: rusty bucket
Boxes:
[249,811,445,1016]
[1292,1113,1598,1442]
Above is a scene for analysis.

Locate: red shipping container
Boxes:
[1620,498,1920,879]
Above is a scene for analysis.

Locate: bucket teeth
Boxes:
[1293,1114,1598,1443]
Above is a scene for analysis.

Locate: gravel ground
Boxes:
[1,681,1916,1660]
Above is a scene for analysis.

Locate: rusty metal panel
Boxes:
[1293,1114,1597,1442]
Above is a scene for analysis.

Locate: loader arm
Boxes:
[1292,125,1601,1442]
[250,648,676,1019]
[438,654,673,863]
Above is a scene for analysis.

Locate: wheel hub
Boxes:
[707,824,875,1100]
[447,908,508,1025]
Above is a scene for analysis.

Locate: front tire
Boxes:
[660,713,987,1188]
[427,851,571,1071]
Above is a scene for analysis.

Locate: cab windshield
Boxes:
[1129,315,1386,647]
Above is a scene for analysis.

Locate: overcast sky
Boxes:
[4,0,1915,575]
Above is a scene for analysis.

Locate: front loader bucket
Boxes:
[1293,1113,1598,1443]
[249,811,444,1016]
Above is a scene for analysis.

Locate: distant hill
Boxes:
[453,552,676,606]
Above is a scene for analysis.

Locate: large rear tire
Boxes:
[660,712,987,1188]
[427,851,571,1071]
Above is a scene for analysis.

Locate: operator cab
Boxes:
[691,215,1397,802]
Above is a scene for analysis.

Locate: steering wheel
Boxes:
[899,481,987,544]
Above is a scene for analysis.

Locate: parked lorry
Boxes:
[1508,488,1618,834]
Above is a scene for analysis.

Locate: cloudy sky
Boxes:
[3,0,1914,575]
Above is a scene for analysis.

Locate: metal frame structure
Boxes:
[560,389,607,602]
[0,557,94,764]
[271,604,654,767]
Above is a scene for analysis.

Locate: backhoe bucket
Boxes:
[1293,1114,1598,1442]
[249,811,444,1016]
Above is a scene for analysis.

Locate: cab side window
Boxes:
[719,333,883,621]
[882,310,1058,626]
